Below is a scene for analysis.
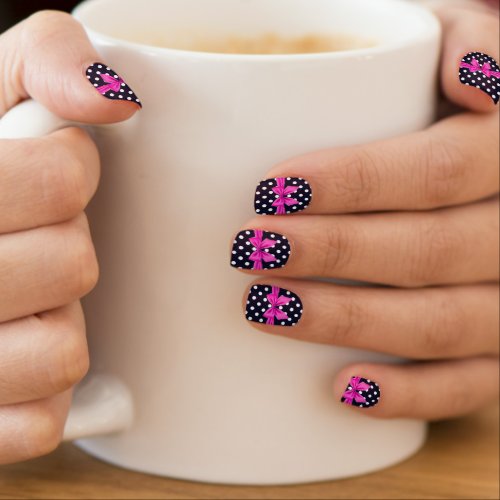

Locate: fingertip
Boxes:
[437,7,500,112]
[457,89,498,112]
[11,13,144,124]
[71,96,141,125]
[445,54,500,112]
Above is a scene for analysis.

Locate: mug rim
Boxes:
[73,0,441,61]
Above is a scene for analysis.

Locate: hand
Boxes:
[0,11,141,464]
[232,5,499,419]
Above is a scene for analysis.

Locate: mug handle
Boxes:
[0,100,134,440]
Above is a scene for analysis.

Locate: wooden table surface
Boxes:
[0,402,498,500]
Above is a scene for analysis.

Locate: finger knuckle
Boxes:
[319,222,356,275]
[420,137,466,206]
[404,217,463,287]
[45,324,89,393]
[40,144,90,220]
[25,10,72,37]
[419,293,465,357]
[332,299,365,345]
[27,9,72,25]
[23,404,63,459]
[324,149,382,209]
[60,218,99,298]
[440,382,471,417]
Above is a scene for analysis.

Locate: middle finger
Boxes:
[0,127,100,234]
[232,197,499,287]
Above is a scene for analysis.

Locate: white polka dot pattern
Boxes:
[254,177,312,215]
[245,284,303,327]
[341,376,380,409]
[86,63,142,107]
[459,52,500,104]
[231,229,291,270]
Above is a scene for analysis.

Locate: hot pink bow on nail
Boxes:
[342,377,370,405]
[460,59,500,78]
[272,178,299,214]
[249,230,277,270]
[97,73,125,94]
[263,286,291,325]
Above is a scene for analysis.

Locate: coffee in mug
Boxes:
[139,32,375,54]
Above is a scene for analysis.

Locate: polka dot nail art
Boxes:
[341,376,380,409]
[231,230,291,270]
[459,52,500,104]
[254,177,312,215]
[245,284,303,327]
[86,63,142,107]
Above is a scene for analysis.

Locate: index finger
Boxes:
[256,111,498,215]
[436,6,500,110]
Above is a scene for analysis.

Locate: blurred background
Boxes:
[0,0,79,32]
[1,0,498,33]
[2,0,500,30]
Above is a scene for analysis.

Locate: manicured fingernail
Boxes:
[245,284,303,326]
[341,376,380,408]
[231,230,291,270]
[254,177,312,215]
[459,52,500,104]
[86,63,142,107]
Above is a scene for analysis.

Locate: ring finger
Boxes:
[0,214,99,323]
[242,280,498,359]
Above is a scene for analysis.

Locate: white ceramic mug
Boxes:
[0,0,441,485]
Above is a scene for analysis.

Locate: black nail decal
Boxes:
[231,230,291,270]
[459,52,500,104]
[254,177,312,215]
[86,63,142,107]
[245,284,303,327]
[341,376,381,408]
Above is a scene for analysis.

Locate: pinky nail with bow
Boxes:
[245,284,303,327]
[459,52,500,104]
[341,376,381,409]
[86,62,142,107]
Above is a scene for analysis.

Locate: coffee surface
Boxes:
[143,32,374,54]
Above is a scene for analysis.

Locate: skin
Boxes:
[0,5,497,463]
[0,11,139,464]
[238,4,499,419]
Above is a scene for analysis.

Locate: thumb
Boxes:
[0,10,142,123]
[435,5,500,111]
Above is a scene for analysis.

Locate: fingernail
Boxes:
[459,52,500,105]
[245,284,303,326]
[231,230,291,270]
[254,177,312,215]
[341,376,381,408]
[86,63,142,107]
